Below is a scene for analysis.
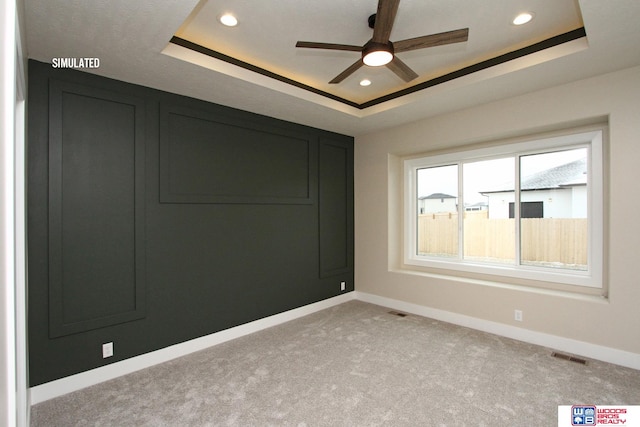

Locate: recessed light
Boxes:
[219,13,238,27]
[360,79,372,87]
[513,12,534,25]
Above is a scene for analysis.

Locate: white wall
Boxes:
[355,65,640,358]
[1,0,28,424]
[1,0,17,421]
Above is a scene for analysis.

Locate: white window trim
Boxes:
[403,128,604,289]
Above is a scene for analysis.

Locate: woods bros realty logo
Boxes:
[558,405,640,426]
[51,57,100,69]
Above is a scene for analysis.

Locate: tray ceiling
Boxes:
[167,0,584,109]
[24,0,640,135]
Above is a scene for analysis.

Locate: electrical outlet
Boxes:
[102,342,114,358]
[514,310,523,322]
[340,281,346,291]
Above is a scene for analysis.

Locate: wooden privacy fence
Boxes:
[418,212,587,267]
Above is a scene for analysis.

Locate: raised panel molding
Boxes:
[318,138,354,278]
[159,104,317,204]
[48,80,146,337]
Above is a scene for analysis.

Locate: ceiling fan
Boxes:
[295,0,469,84]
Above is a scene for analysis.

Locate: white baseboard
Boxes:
[30,292,356,405]
[31,290,640,404]
[355,291,640,371]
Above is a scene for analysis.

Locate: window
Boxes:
[404,127,604,288]
[509,202,543,219]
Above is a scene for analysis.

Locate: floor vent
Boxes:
[388,311,407,317]
[552,352,587,365]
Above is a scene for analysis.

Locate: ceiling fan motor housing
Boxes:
[368,13,377,29]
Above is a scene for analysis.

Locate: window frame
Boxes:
[403,127,604,289]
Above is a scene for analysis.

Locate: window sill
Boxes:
[390,264,608,302]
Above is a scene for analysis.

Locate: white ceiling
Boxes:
[174,0,584,104]
[24,0,640,136]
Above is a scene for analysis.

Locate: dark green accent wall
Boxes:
[27,60,354,386]
[47,80,147,338]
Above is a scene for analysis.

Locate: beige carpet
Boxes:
[31,301,640,426]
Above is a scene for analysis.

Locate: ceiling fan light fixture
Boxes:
[363,50,393,66]
[294,0,469,84]
[362,41,394,67]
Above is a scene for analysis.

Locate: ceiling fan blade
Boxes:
[329,59,364,84]
[394,28,469,53]
[296,41,362,52]
[386,56,418,82]
[372,0,400,43]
